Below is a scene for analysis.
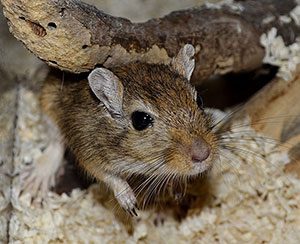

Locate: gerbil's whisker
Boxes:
[219,114,300,132]
[113,152,165,176]
[220,144,268,161]
[146,166,175,203]
[218,135,294,153]
[104,157,166,211]
[219,144,297,188]
[139,175,164,209]
[210,105,244,130]
[135,171,160,201]
[133,160,166,206]
[216,148,243,178]
[144,175,166,208]
[158,173,172,199]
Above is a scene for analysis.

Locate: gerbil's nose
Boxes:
[191,138,210,163]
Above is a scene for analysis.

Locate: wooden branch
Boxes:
[230,66,300,176]
[1,0,298,81]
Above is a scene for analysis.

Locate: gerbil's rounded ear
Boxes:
[171,44,195,81]
[88,68,124,118]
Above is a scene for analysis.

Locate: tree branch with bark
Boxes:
[1,0,298,81]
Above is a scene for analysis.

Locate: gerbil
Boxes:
[22,44,218,216]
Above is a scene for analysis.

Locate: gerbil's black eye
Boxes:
[131,111,154,131]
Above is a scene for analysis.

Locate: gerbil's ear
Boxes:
[171,44,195,81]
[88,68,124,118]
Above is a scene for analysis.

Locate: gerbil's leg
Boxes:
[101,172,138,216]
[20,115,64,200]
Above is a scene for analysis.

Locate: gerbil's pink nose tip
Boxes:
[191,139,210,163]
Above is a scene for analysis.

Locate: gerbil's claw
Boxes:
[123,205,138,217]
[19,140,64,202]
[131,207,138,217]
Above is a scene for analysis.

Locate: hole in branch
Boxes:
[47,22,57,30]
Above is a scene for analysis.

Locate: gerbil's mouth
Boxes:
[187,160,212,176]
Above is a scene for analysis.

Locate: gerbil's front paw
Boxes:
[114,186,138,216]
[101,173,139,216]
[19,141,64,202]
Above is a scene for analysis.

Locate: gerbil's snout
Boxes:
[168,127,216,176]
[191,138,211,163]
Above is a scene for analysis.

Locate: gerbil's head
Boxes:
[88,44,218,179]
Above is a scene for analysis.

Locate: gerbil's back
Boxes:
[40,71,108,164]
[40,71,94,123]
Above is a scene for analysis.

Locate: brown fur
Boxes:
[40,62,218,197]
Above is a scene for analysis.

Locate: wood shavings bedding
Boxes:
[260,27,300,81]
[260,2,300,81]
[204,0,244,12]
[8,85,300,243]
[0,79,18,243]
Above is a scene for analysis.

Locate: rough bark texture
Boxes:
[1,0,298,81]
